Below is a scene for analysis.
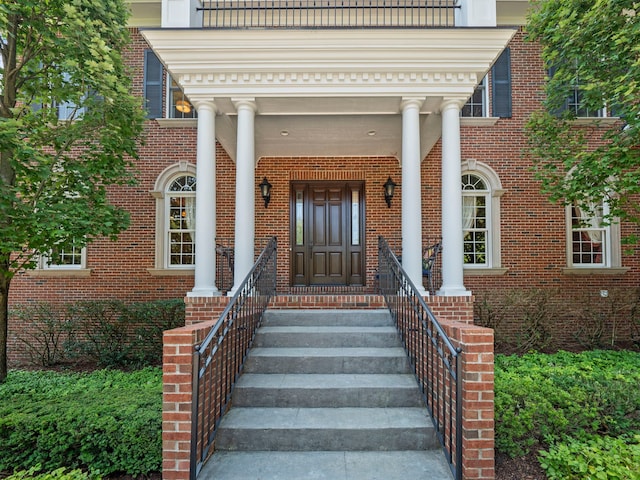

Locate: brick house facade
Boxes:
[7,0,640,365]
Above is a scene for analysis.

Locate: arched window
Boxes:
[167,175,196,267]
[150,162,197,272]
[461,160,504,270]
[462,173,490,266]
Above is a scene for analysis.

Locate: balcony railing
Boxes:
[198,0,460,29]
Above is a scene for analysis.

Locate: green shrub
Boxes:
[539,434,640,480]
[12,303,77,367]
[14,299,184,368]
[495,350,640,457]
[0,368,162,476]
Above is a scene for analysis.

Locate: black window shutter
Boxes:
[144,50,163,119]
[492,47,512,118]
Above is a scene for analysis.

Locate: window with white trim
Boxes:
[461,77,487,117]
[150,163,198,271]
[167,175,196,267]
[39,241,86,269]
[461,47,512,119]
[461,160,504,269]
[568,200,611,267]
[167,76,196,119]
[144,50,195,119]
[462,174,490,266]
[548,65,605,118]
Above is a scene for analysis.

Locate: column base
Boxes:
[187,287,221,298]
[437,285,472,297]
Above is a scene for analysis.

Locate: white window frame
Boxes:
[566,200,621,269]
[461,76,488,118]
[461,159,504,270]
[150,162,197,272]
[566,84,606,118]
[165,73,196,120]
[166,175,196,268]
[39,242,87,270]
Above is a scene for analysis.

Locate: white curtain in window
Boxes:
[462,195,477,231]
[575,201,603,243]
[184,197,196,231]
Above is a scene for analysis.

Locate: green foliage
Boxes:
[0,0,147,381]
[525,0,640,227]
[0,0,146,272]
[539,434,640,480]
[13,299,185,368]
[495,350,640,457]
[7,465,96,480]
[0,368,162,476]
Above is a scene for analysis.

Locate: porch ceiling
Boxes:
[142,28,516,160]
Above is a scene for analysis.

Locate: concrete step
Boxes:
[215,407,439,451]
[244,347,412,374]
[253,325,401,348]
[199,450,454,480]
[263,309,393,327]
[233,373,423,408]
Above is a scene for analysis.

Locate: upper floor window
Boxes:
[548,65,605,118]
[461,160,504,269]
[461,47,511,119]
[144,50,195,120]
[462,77,487,117]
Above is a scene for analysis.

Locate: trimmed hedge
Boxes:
[0,368,162,476]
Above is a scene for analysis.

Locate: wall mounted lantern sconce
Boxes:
[383,176,397,208]
[259,177,272,208]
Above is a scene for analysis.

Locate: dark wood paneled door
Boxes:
[290,182,365,286]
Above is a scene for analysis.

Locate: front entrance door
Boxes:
[291,182,365,286]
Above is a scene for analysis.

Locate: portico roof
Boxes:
[142,28,516,160]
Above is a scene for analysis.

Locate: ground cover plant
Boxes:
[495,350,640,479]
[0,368,162,477]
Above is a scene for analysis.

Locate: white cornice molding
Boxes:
[179,70,482,101]
[142,28,516,101]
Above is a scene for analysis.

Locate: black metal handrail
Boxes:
[190,236,277,480]
[198,0,460,29]
[378,235,462,480]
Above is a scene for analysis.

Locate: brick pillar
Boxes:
[428,295,475,324]
[442,321,495,480]
[162,322,212,480]
[184,296,230,325]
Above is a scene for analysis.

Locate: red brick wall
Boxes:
[7,28,640,364]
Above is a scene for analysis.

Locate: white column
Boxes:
[229,99,257,295]
[188,100,220,297]
[401,98,427,295]
[440,99,470,296]
[162,0,203,28]
[455,0,497,26]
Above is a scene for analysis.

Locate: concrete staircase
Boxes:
[199,309,453,480]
